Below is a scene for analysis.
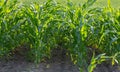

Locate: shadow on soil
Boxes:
[0,46,120,72]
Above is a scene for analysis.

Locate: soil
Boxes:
[94,63,120,72]
[0,47,120,72]
[0,59,79,72]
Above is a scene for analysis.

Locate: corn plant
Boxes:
[0,0,120,72]
[0,0,27,58]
